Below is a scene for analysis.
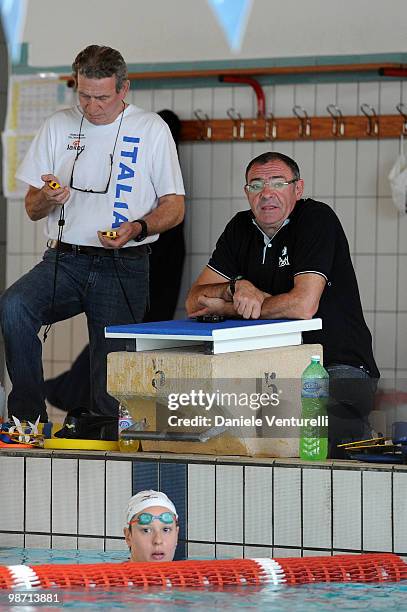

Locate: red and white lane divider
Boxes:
[0,554,406,590]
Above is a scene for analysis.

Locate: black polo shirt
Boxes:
[208,198,379,378]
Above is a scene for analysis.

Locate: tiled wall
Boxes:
[1,451,406,559]
[4,79,407,387]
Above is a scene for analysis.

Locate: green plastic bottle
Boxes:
[299,355,329,461]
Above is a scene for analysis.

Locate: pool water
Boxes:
[0,548,406,611]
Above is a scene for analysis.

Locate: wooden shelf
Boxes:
[180,114,407,142]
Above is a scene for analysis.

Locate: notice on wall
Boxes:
[1,130,36,198]
[2,74,73,198]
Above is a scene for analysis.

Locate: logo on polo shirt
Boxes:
[67,132,85,152]
[279,246,290,267]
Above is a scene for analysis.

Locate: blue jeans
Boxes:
[325,364,378,458]
[0,248,149,421]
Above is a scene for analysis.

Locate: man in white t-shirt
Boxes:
[0,45,185,423]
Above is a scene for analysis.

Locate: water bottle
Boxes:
[118,403,140,453]
[299,355,329,461]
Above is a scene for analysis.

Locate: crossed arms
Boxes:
[185,267,326,320]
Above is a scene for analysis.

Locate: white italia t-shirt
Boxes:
[16,104,185,246]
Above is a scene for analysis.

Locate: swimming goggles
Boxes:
[130,511,175,526]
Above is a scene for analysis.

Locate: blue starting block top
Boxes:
[105,318,322,354]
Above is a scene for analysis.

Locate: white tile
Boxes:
[362,470,392,551]
[173,89,192,120]
[52,319,73,362]
[273,467,301,547]
[0,533,24,547]
[273,142,294,160]
[233,85,255,118]
[244,546,272,558]
[294,84,317,115]
[232,197,250,215]
[315,83,338,116]
[273,85,295,117]
[0,456,24,530]
[393,472,407,554]
[302,468,331,549]
[153,89,174,112]
[35,219,48,255]
[6,254,21,287]
[374,313,397,370]
[399,215,407,254]
[26,457,51,533]
[378,140,399,198]
[188,543,216,560]
[398,256,407,310]
[377,255,398,310]
[77,537,104,550]
[335,141,357,197]
[335,197,356,252]
[189,254,210,286]
[7,200,23,254]
[293,141,314,195]
[213,86,233,118]
[379,81,402,115]
[354,255,375,312]
[189,199,211,253]
[21,214,35,254]
[105,538,128,551]
[396,315,407,373]
[191,143,213,198]
[178,143,192,193]
[355,198,377,254]
[304,549,331,556]
[51,536,77,549]
[273,547,301,558]
[52,458,78,535]
[192,88,214,118]
[188,464,215,542]
[25,534,51,548]
[71,314,88,359]
[105,460,132,538]
[314,141,335,197]
[332,469,362,550]
[78,460,105,537]
[216,544,243,559]
[231,142,254,198]
[51,361,72,379]
[211,200,232,250]
[216,465,243,544]
[244,466,272,546]
[133,90,153,112]
[356,141,379,197]
[212,143,232,198]
[337,83,358,115]
[358,82,380,114]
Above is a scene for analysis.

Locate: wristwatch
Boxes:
[133,219,148,242]
[229,275,243,296]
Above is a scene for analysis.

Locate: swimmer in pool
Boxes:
[123,490,179,562]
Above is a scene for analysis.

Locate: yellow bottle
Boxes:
[118,404,140,452]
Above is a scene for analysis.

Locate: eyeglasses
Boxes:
[130,512,175,526]
[245,178,298,193]
[69,102,125,194]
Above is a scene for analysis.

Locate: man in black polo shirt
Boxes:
[186,151,379,458]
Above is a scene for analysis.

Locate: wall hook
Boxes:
[292,105,311,137]
[264,112,277,140]
[326,104,345,136]
[226,108,245,139]
[396,103,407,136]
[360,103,379,136]
[193,109,212,140]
